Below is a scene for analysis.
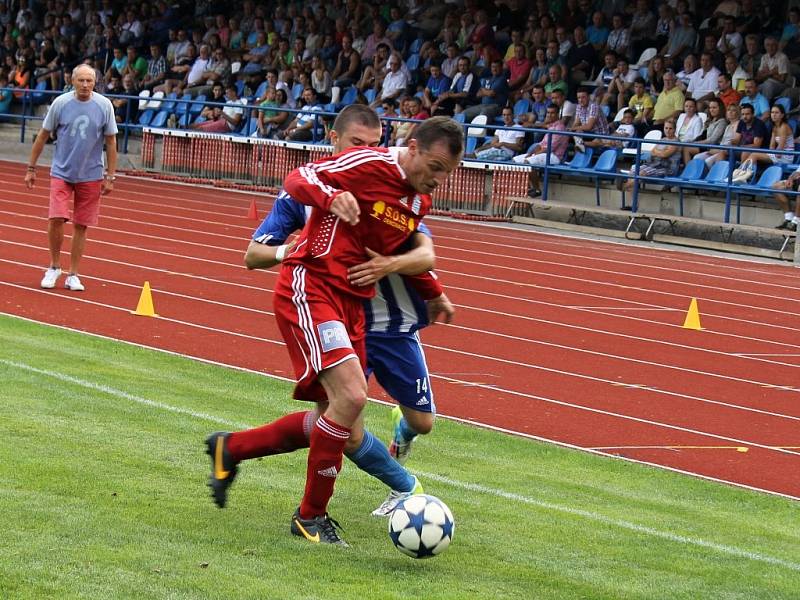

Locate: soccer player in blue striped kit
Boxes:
[206,105,454,522]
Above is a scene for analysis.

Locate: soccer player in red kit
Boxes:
[208,116,464,546]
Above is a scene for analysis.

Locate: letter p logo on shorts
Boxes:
[317,320,352,353]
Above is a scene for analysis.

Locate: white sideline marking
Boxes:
[417,471,800,573]
[3,356,797,573]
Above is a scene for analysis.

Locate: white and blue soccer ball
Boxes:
[388,494,454,559]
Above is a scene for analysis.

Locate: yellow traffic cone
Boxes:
[682,298,702,330]
[131,281,158,317]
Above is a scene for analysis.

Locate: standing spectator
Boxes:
[683,98,728,165]
[25,64,118,292]
[462,59,508,121]
[421,62,450,113]
[514,105,569,197]
[570,86,610,151]
[741,78,770,121]
[469,107,525,161]
[743,102,795,167]
[652,71,685,129]
[431,55,477,116]
[687,52,721,110]
[281,87,324,141]
[716,72,741,108]
[756,36,789,100]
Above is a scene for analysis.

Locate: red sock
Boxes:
[227,411,313,461]
[299,415,350,519]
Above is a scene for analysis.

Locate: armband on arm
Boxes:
[405,271,444,300]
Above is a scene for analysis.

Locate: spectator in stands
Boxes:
[554,26,572,61]
[587,11,610,53]
[506,42,532,95]
[676,54,698,91]
[606,13,630,59]
[661,12,696,68]
[739,34,762,79]
[256,87,290,139]
[10,55,31,100]
[362,19,392,63]
[757,36,789,100]
[772,166,800,231]
[371,52,408,108]
[566,26,594,86]
[281,87,324,141]
[117,9,143,46]
[192,83,245,133]
[331,33,361,97]
[652,71,685,130]
[585,108,637,150]
[469,106,526,162]
[198,82,225,119]
[105,46,126,81]
[717,16,743,59]
[155,43,194,95]
[386,6,409,52]
[241,31,269,74]
[529,84,551,126]
[647,54,667,94]
[724,53,748,93]
[629,0,656,61]
[733,103,769,161]
[593,51,619,103]
[111,73,138,124]
[356,41,389,92]
[179,44,211,94]
[687,52,720,110]
[462,59,508,121]
[520,47,549,94]
[431,55,477,116]
[309,55,332,103]
[390,96,415,146]
[421,61,450,113]
[544,64,568,99]
[187,45,229,96]
[122,46,147,84]
[716,72,741,108]
[441,42,460,79]
[622,119,681,192]
[701,33,726,72]
[141,43,167,91]
[550,87,576,126]
[683,98,727,165]
[0,72,13,118]
[653,4,674,52]
[570,86,610,152]
[693,103,740,167]
[606,57,637,113]
[515,105,569,197]
[743,102,795,166]
[675,97,704,143]
[628,77,654,136]
[742,78,770,121]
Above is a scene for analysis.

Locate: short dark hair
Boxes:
[633,76,646,86]
[414,116,464,157]
[740,102,754,113]
[332,104,381,134]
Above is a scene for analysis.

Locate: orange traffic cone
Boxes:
[247,198,258,220]
[682,298,702,330]
[131,281,158,317]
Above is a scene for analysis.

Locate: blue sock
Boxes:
[398,417,418,444]
[346,429,415,492]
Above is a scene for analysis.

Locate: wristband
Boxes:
[27,166,35,172]
[275,244,288,262]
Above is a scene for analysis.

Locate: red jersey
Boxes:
[282,146,432,300]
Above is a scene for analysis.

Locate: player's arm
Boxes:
[284,160,360,224]
[25,127,52,188]
[347,232,434,286]
[102,133,117,195]
[245,238,296,269]
[244,192,305,268]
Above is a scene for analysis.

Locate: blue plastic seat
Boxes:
[31,80,49,105]
[175,92,192,115]
[151,110,169,128]
[291,82,304,101]
[408,38,423,55]
[364,88,377,104]
[733,164,784,222]
[657,159,705,215]
[189,94,206,115]
[161,92,178,113]
[584,149,619,205]
[513,98,532,117]
[775,96,791,114]
[406,53,420,71]
[337,86,357,109]
[137,108,154,126]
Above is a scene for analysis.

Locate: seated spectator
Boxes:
[739,33,762,79]
[0,72,13,119]
[607,57,637,113]
[733,103,769,161]
[331,34,361,89]
[628,77,654,136]
[676,54,698,92]
[687,53,720,110]
[10,55,31,100]
[543,64,568,100]
[421,62,450,113]
[717,16,743,59]
[155,44,196,95]
[141,43,167,91]
[310,55,332,103]
[117,9,143,46]
[647,55,667,94]
[505,42,532,93]
[570,86,610,152]
[370,52,408,108]
[701,33,726,73]
[622,119,681,192]
[724,53,748,93]
[565,26,594,86]
[756,36,789,100]
[652,71,685,130]
[716,72,741,108]
[585,109,636,149]
[607,13,630,59]
[469,107,526,161]
[675,98,704,142]
[121,46,147,84]
[515,105,569,194]
[694,103,741,167]
[391,97,416,146]
[386,6,410,52]
[587,11,610,53]
[463,59,508,121]
[241,31,269,74]
[105,46,127,82]
[431,55,477,116]
[111,74,139,123]
[743,102,795,166]
[661,12,696,68]
[653,4,674,53]
[441,43,460,80]
[683,98,728,165]
[191,84,245,133]
[198,83,226,120]
[550,88,576,126]
[520,47,549,98]
[281,87,324,141]
[362,19,392,63]
[593,51,619,102]
[528,84,551,126]
[630,0,657,60]
[256,87,291,138]
[741,77,770,121]
[356,42,390,93]
[772,165,800,231]
[180,44,211,93]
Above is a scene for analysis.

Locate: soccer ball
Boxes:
[388,494,454,559]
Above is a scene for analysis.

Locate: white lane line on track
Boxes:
[2,353,799,570]
[5,255,800,419]
[3,281,800,453]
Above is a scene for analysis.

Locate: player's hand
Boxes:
[330,191,360,225]
[427,293,455,325]
[24,170,35,189]
[101,179,114,195]
[347,247,394,286]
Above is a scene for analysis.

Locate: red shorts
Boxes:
[273,264,366,402]
[49,178,103,226]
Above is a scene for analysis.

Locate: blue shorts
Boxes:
[366,332,434,413]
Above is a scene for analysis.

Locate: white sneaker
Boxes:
[64,274,85,291]
[574,136,586,152]
[371,476,424,517]
[40,267,62,289]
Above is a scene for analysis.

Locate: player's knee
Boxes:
[404,410,434,435]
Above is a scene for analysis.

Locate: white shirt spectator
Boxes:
[717,31,743,57]
[187,57,210,86]
[759,51,789,79]
[675,112,704,142]
[222,98,246,130]
[687,66,720,99]
[380,68,409,100]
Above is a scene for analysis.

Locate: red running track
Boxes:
[2,160,800,499]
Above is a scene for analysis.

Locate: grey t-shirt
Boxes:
[42,91,118,183]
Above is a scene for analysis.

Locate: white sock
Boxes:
[785,212,795,221]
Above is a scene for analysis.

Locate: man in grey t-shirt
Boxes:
[25,64,118,292]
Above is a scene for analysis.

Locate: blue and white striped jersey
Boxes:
[252,190,431,335]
